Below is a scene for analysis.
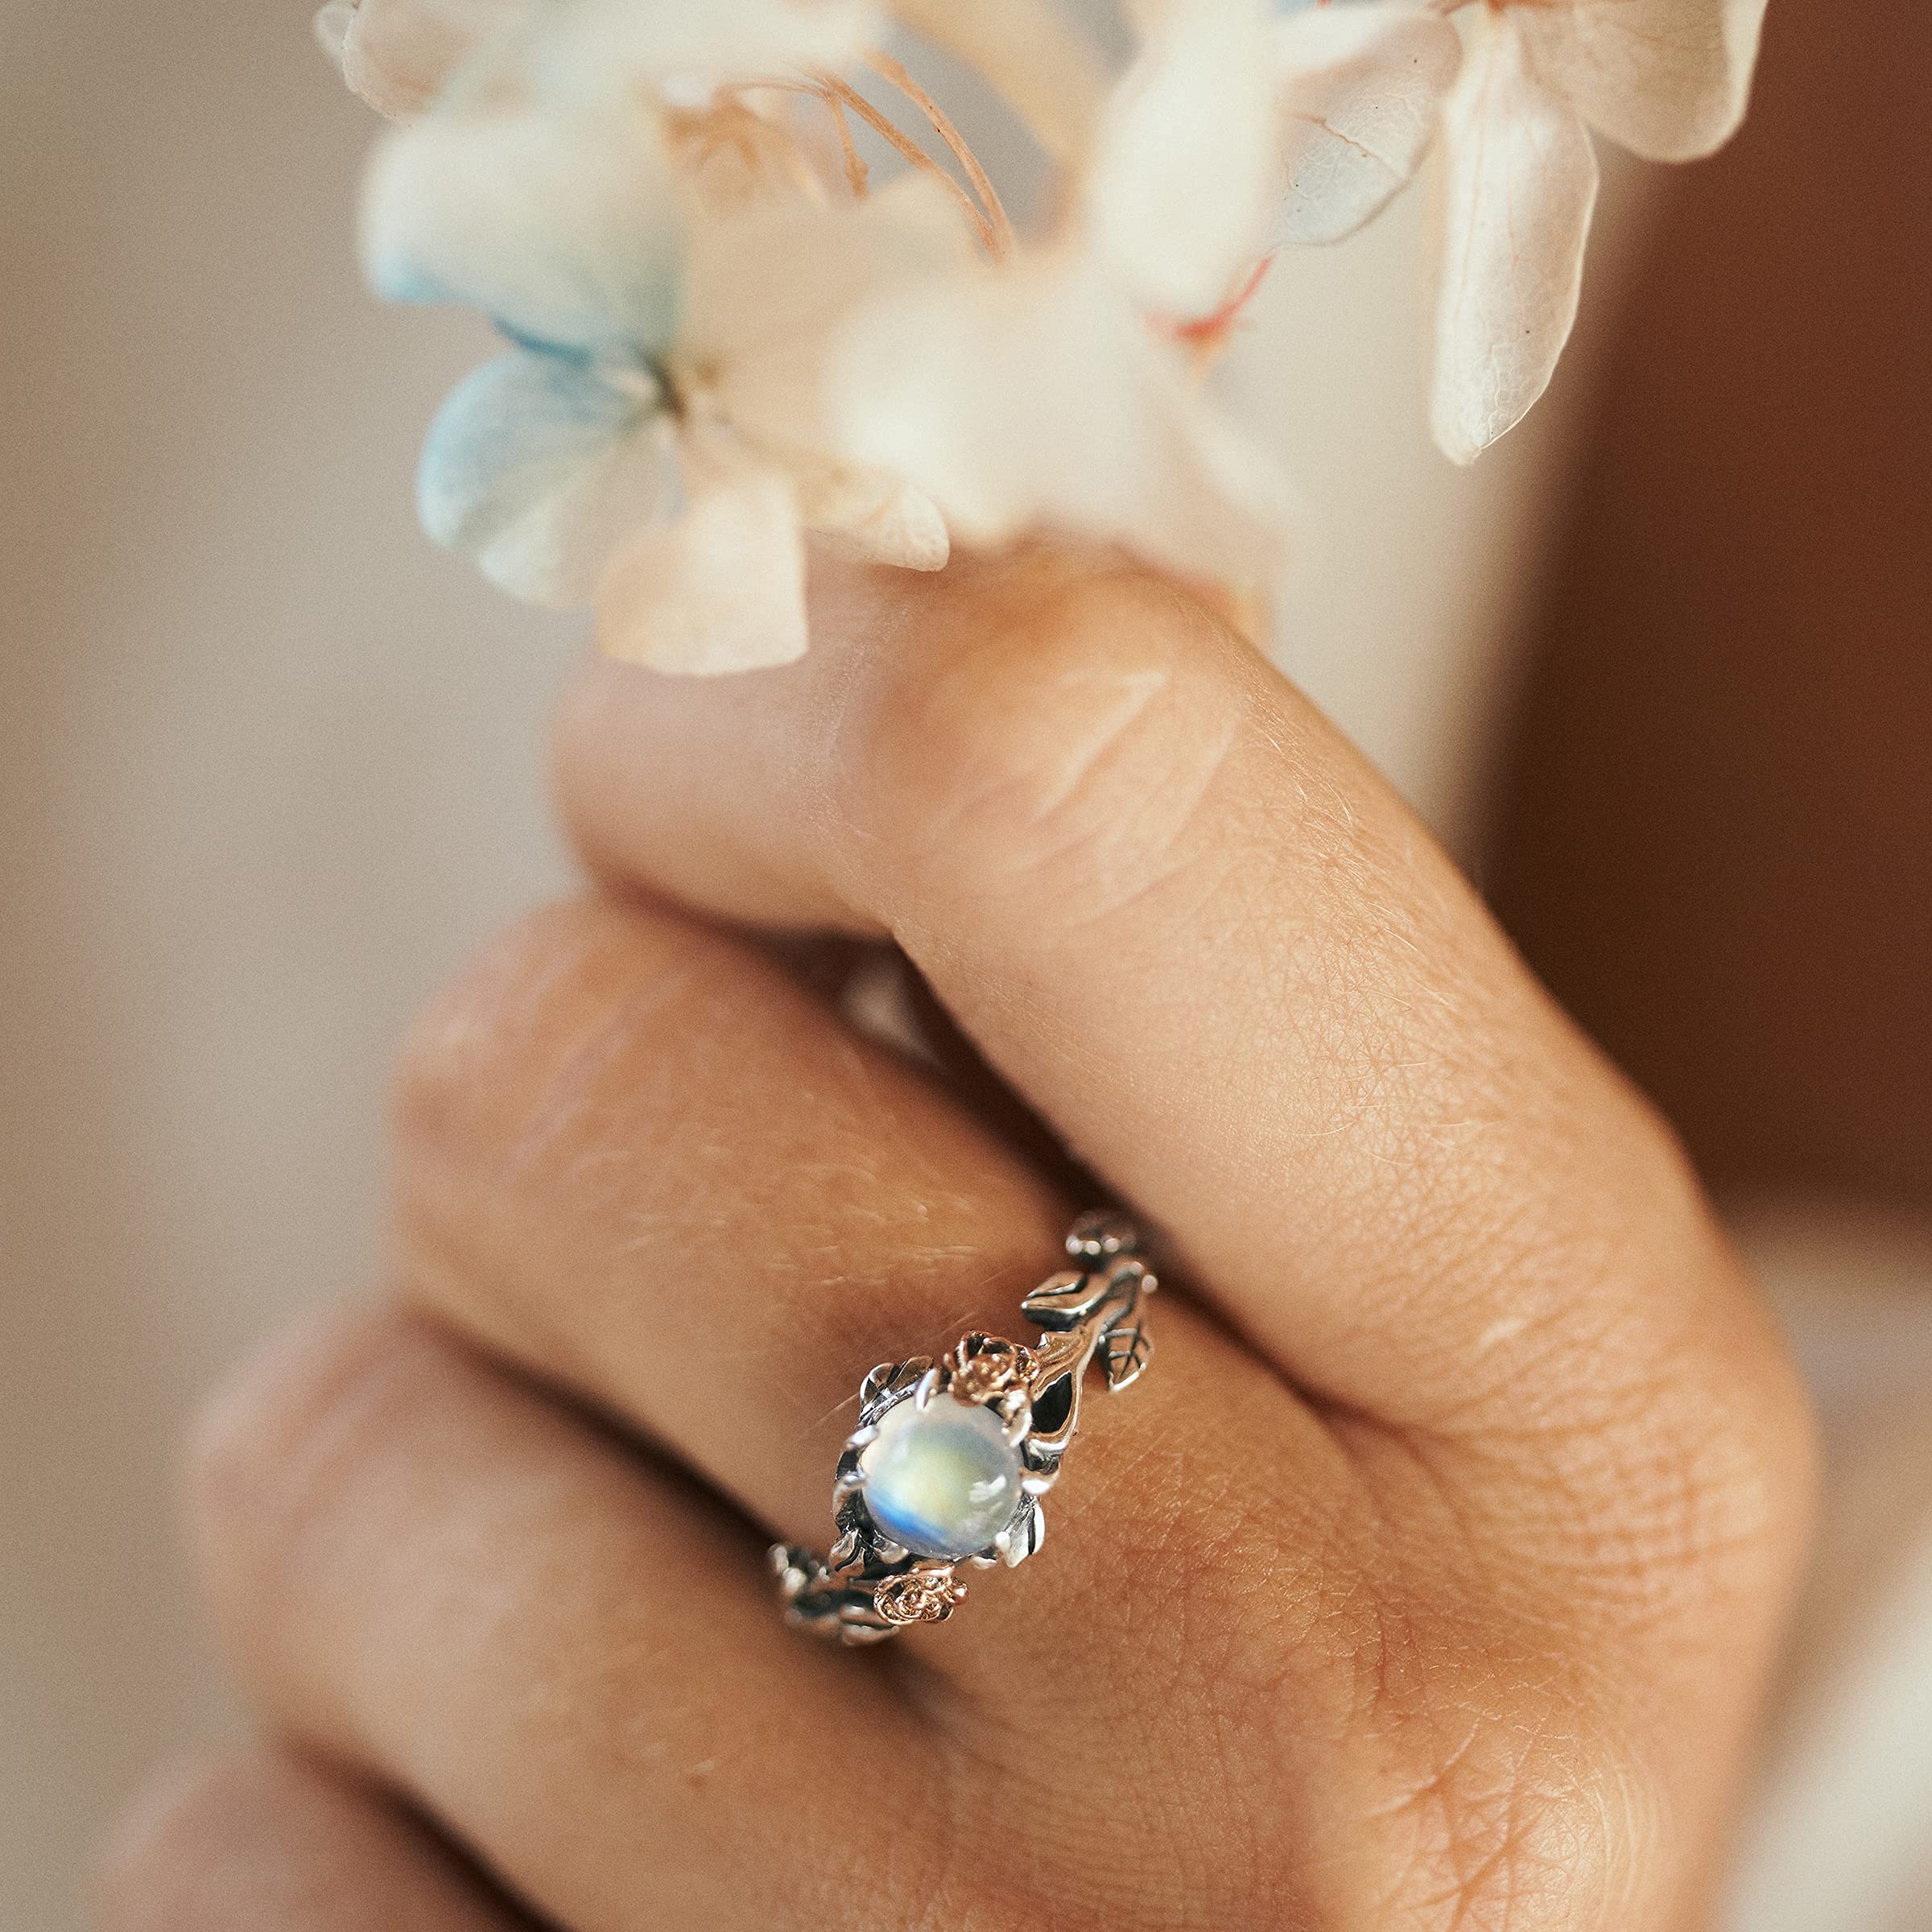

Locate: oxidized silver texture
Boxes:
[771,1212,1155,1644]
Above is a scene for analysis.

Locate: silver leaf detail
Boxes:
[1100,1324,1151,1390]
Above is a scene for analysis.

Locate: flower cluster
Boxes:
[320,0,1767,671]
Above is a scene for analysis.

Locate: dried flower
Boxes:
[364,94,963,669]
[1271,0,1768,463]
[317,0,878,119]
[1429,0,1767,462]
[315,0,523,120]
[320,0,1769,667]
[1271,1,1463,250]
[817,0,1298,592]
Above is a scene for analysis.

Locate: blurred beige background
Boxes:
[5,5,1926,1931]
[2,8,568,1925]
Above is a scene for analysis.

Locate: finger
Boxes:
[189,1309,956,1932]
[395,893,1352,1707]
[555,550,1802,1463]
[96,1748,529,1932]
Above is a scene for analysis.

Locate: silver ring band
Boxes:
[771,1212,1156,1644]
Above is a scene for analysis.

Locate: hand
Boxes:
[102,553,1814,1931]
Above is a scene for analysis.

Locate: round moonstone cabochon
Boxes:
[858,1394,1023,1559]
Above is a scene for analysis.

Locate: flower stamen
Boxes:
[862,48,1014,259]
[809,70,998,254]
[822,91,869,199]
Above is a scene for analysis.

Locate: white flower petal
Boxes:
[827,253,1295,584]
[690,173,980,454]
[889,0,1108,165]
[790,460,951,570]
[419,349,674,605]
[1272,1,1462,246]
[315,0,525,120]
[1428,17,1600,465]
[1085,0,1280,317]
[677,183,969,575]
[1518,0,1768,163]
[596,465,811,675]
[314,2,355,67]
[361,105,685,358]
[535,0,877,104]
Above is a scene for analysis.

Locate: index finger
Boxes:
[555,548,1802,1473]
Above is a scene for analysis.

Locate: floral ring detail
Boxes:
[771,1212,1156,1645]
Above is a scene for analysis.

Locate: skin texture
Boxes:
[109,545,1815,1932]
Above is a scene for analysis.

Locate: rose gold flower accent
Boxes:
[874,1567,967,1627]
[946,1335,1036,1406]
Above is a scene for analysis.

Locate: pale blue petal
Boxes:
[362,105,684,359]
[419,349,676,606]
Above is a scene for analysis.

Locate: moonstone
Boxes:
[859,1394,1023,1559]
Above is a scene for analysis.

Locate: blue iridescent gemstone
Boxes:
[858,1396,1023,1560]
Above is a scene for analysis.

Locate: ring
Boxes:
[771,1212,1156,1643]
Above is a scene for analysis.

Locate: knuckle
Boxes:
[93,1750,292,1930]
[184,1308,436,1637]
[1563,1206,1818,1617]
[1323,1594,1663,1932]
[1647,1322,1819,1620]
[389,897,770,1352]
[1227,1543,1656,1930]
[390,896,724,1327]
[392,894,702,1170]
[844,568,1251,921]
[1418,1118,1819,1614]
[1376,1706,1649,1932]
